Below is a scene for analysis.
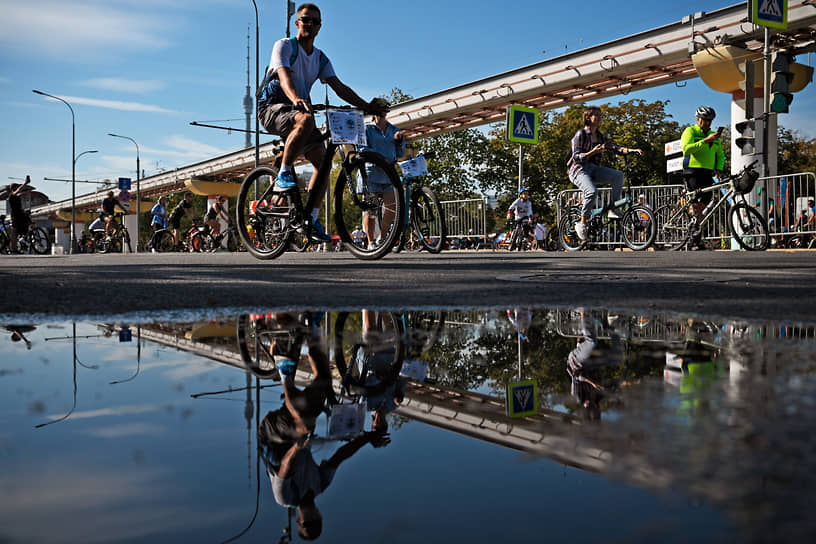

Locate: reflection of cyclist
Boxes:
[257,3,386,242]
[257,312,388,540]
[3,324,35,349]
[567,106,643,241]
[565,309,623,420]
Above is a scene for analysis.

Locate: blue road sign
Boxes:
[118,177,131,190]
[506,105,539,145]
[752,0,787,29]
[506,379,538,418]
[119,329,132,342]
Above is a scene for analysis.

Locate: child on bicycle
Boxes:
[257,3,386,243]
[150,196,167,231]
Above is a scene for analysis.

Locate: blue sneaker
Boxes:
[275,357,297,378]
[273,170,297,191]
[309,218,332,242]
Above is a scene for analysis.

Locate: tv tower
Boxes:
[243,26,253,149]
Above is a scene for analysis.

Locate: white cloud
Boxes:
[51,95,177,114]
[81,78,165,93]
[0,1,172,61]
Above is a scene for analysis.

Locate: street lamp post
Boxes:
[108,133,141,252]
[33,89,78,253]
[251,0,259,167]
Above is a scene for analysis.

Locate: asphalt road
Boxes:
[2,249,815,323]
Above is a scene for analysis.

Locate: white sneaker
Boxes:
[574,221,588,241]
[607,207,622,220]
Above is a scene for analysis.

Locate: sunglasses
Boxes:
[298,16,321,25]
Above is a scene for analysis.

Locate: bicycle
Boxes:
[0,214,51,254]
[235,104,404,260]
[506,217,535,251]
[656,162,769,251]
[191,219,244,253]
[559,153,656,251]
[148,220,205,252]
[393,153,447,254]
[98,212,132,254]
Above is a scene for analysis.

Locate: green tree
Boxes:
[778,126,816,175]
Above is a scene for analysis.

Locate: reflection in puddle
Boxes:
[2,308,815,542]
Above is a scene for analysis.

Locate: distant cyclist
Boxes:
[567,106,642,241]
[681,105,725,249]
[150,196,168,231]
[507,187,535,244]
[204,195,230,238]
[100,190,128,238]
[168,192,196,248]
[257,3,386,242]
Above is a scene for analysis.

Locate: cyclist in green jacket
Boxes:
[681,106,725,247]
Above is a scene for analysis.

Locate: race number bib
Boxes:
[398,156,428,179]
[326,109,367,146]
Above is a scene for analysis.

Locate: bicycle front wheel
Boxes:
[656,204,691,251]
[30,227,51,255]
[411,186,446,253]
[621,206,656,251]
[558,208,583,251]
[728,203,769,250]
[123,230,132,253]
[236,166,293,260]
[334,151,404,260]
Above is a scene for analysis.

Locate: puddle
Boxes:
[2,308,815,543]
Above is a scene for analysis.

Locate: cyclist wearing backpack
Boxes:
[567,106,642,241]
[257,3,386,242]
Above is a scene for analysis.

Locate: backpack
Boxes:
[256,37,329,105]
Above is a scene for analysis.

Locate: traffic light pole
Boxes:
[762,27,771,179]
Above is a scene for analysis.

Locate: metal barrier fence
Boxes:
[761,172,816,245]
[440,198,488,248]
[556,171,816,249]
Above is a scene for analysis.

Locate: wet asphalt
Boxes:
[1,249,815,323]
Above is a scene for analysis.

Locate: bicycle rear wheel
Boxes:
[558,208,583,251]
[29,227,51,254]
[620,206,656,251]
[334,151,404,260]
[656,204,691,251]
[154,230,175,252]
[411,186,446,253]
[728,203,769,250]
[235,166,294,260]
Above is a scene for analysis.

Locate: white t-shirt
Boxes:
[508,198,533,220]
[269,38,336,102]
[534,223,547,241]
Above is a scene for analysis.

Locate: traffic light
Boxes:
[735,117,764,156]
[738,59,755,120]
[770,50,795,114]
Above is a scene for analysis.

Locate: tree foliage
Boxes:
[778,126,816,175]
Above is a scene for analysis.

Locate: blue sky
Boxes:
[2,0,814,203]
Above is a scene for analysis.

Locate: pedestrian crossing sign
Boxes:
[506,379,538,418]
[751,0,787,30]
[506,105,539,145]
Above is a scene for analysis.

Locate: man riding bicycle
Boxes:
[257,3,386,242]
[100,191,128,239]
[567,106,642,241]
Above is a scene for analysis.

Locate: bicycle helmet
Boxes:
[518,187,529,197]
[695,105,716,120]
